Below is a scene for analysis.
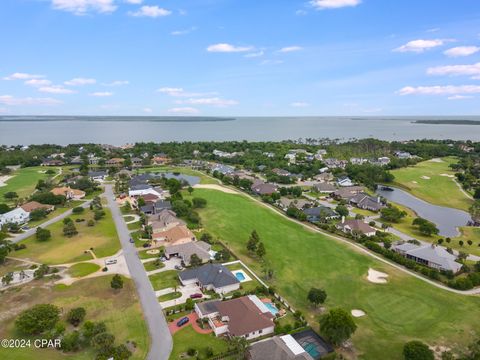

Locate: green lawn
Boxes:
[14,208,120,264]
[127,221,142,231]
[68,262,101,277]
[0,276,148,360]
[158,291,182,302]
[28,201,83,227]
[390,157,473,211]
[138,247,164,259]
[0,167,59,203]
[170,326,229,360]
[224,262,264,294]
[123,215,136,222]
[194,188,480,359]
[144,260,166,272]
[149,270,179,290]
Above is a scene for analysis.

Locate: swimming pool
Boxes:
[234,271,245,281]
[263,302,279,315]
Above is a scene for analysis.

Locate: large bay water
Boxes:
[1,116,480,145]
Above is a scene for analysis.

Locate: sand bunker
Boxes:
[440,173,454,178]
[429,158,444,163]
[351,309,366,318]
[420,176,431,180]
[146,249,160,255]
[0,175,13,187]
[411,181,418,184]
[193,184,239,194]
[367,268,389,284]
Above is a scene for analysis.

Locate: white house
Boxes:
[0,208,30,226]
[337,176,353,187]
[128,185,163,198]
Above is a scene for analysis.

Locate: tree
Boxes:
[15,304,60,335]
[91,332,115,351]
[256,242,266,258]
[229,337,249,359]
[110,274,123,290]
[319,308,357,346]
[189,253,203,267]
[335,205,349,218]
[36,227,51,242]
[412,218,439,236]
[94,209,106,221]
[0,203,10,214]
[67,307,86,327]
[403,341,434,360]
[63,221,78,237]
[72,206,84,214]
[2,272,14,286]
[187,186,194,195]
[469,200,480,223]
[192,197,207,208]
[200,232,213,243]
[137,197,146,207]
[4,191,18,201]
[29,208,47,221]
[380,205,407,223]
[247,230,260,253]
[307,287,327,307]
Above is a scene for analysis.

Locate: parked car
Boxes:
[190,293,203,299]
[160,256,167,262]
[129,237,134,243]
[176,317,189,327]
[142,242,151,248]
[105,259,117,265]
[174,265,183,270]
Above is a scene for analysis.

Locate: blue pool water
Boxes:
[234,272,245,281]
[264,302,279,315]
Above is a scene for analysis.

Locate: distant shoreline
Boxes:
[0,116,236,123]
[413,120,480,125]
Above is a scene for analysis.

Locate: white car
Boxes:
[105,259,117,265]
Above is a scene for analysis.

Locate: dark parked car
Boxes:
[142,242,151,248]
[176,316,189,327]
[129,238,134,243]
[190,293,203,299]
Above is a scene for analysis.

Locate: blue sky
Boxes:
[0,0,479,116]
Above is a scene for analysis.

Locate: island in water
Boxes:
[413,119,480,125]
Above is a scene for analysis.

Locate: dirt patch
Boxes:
[367,268,388,284]
[440,173,454,178]
[193,184,239,194]
[420,176,431,180]
[351,309,366,318]
[411,181,418,184]
[429,158,444,163]
[146,249,160,255]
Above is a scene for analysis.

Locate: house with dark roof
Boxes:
[140,200,172,215]
[393,243,463,273]
[313,182,336,193]
[303,206,339,222]
[249,335,314,360]
[336,218,377,237]
[165,240,210,265]
[179,263,240,294]
[349,193,385,212]
[88,170,108,182]
[195,295,275,339]
[332,186,364,200]
[251,181,278,195]
[337,176,353,187]
[149,209,185,233]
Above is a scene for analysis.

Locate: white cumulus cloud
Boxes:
[290,102,309,107]
[310,0,361,10]
[103,80,129,86]
[25,79,52,87]
[90,91,113,96]
[177,97,238,107]
[3,72,45,81]
[427,62,480,79]
[207,43,253,53]
[279,46,303,53]
[444,46,480,58]
[447,95,474,100]
[244,51,264,58]
[397,85,480,96]
[0,95,62,106]
[125,0,142,4]
[167,107,200,114]
[394,39,447,53]
[39,85,76,94]
[51,0,117,15]
[64,77,96,86]
[129,5,171,17]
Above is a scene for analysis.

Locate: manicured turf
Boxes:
[127,221,142,230]
[194,188,480,359]
[0,167,59,202]
[149,270,179,290]
[158,291,182,302]
[170,326,229,360]
[144,259,166,272]
[390,157,473,211]
[0,276,148,360]
[68,262,101,277]
[138,247,164,259]
[123,215,136,222]
[14,208,120,264]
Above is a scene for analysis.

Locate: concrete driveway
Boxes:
[157,283,206,308]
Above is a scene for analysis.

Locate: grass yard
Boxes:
[138,247,164,259]
[170,326,229,360]
[144,260,166,272]
[224,262,264,294]
[14,208,120,264]
[0,167,59,203]
[158,291,182,302]
[194,188,480,359]
[68,262,101,277]
[28,201,84,227]
[0,276,148,360]
[390,157,472,211]
[127,221,142,231]
[149,270,179,291]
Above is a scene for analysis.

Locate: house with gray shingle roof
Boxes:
[393,243,463,273]
[179,263,240,294]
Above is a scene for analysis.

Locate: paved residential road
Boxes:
[11,199,92,244]
[104,184,173,360]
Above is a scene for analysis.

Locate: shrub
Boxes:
[72,207,84,214]
[67,307,86,327]
[15,304,60,335]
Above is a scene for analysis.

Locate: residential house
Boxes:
[337,176,354,187]
[51,187,86,200]
[263,152,275,158]
[350,157,369,165]
[376,156,391,166]
[303,206,339,222]
[70,156,83,165]
[165,240,210,265]
[87,154,100,165]
[393,243,463,273]
[277,198,311,211]
[152,153,171,165]
[41,159,64,166]
[313,182,336,194]
[324,158,348,169]
[131,157,143,167]
[88,170,108,182]
[140,200,171,215]
[128,184,163,198]
[349,193,385,212]
[394,151,413,159]
[211,163,235,175]
[152,224,196,245]
[195,295,275,339]
[332,186,364,200]
[179,263,240,294]
[313,172,333,182]
[249,335,315,360]
[0,208,30,226]
[149,209,185,233]
[20,201,54,213]
[272,168,291,177]
[251,181,278,195]
[105,158,125,167]
[336,218,377,237]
